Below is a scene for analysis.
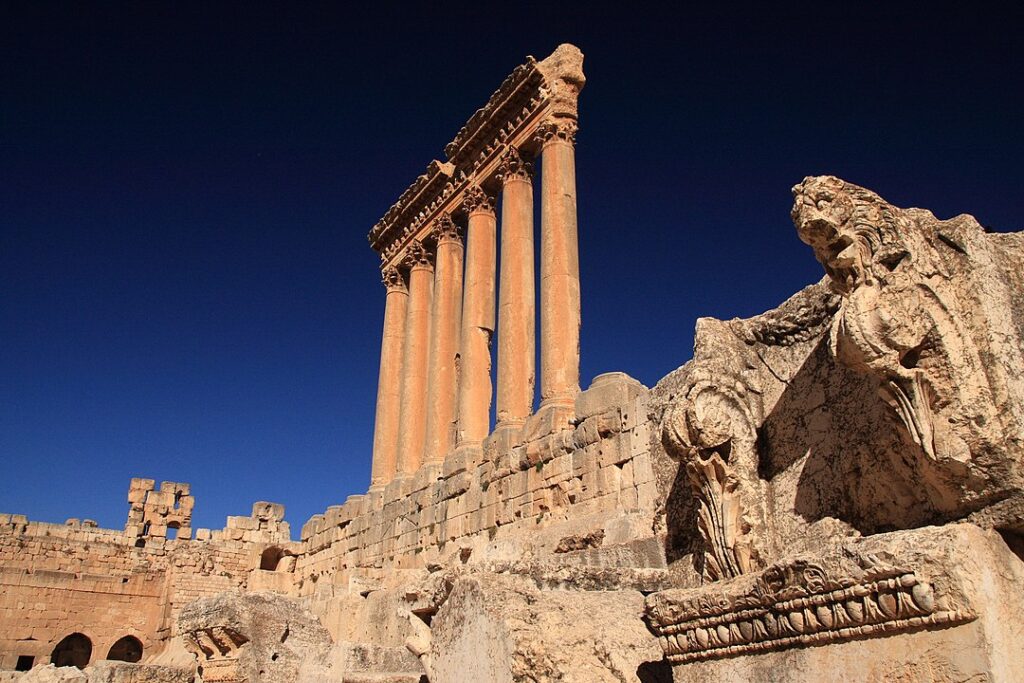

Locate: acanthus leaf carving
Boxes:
[403,240,434,270]
[497,146,533,184]
[662,370,763,582]
[462,184,495,214]
[431,214,463,245]
[381,266,407,293]
[534,118,578,147]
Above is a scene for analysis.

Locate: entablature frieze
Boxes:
[368,44,584,270]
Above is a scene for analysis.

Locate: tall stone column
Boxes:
[370,267,409,490]
[395,240,434,478]
[535,119,581,426]
[495,147,535,438]
[423,215,465,465]
[455,185,497,454]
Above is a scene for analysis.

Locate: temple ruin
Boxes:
[2,43,1024,682]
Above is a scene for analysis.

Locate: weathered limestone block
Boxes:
[430,573,661,683]
[646,523,1024,682]
[178,591,332,683]
[82,662,193,683]
[575,372,647,422]
[15,667,87,683]
[793,175,1024,523]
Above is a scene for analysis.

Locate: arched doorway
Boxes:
[260,546,285,571]
[51,633,92,668]
[107,635,143,663]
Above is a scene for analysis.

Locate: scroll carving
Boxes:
[646,558,975,663]
[462,184,495,214]
[381,266,407,292]
[497,147,533,183]
[662,372,762,581]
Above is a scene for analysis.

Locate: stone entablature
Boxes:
[366,44,582,262]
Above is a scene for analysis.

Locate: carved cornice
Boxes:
[381,266,407,293]
[646,558,975,664]
[462,185,496,215]
[534,118,578,147]
[497,147,533,183]
[432,215,463,245]
[367,45,584,261]
[403,240,434,270]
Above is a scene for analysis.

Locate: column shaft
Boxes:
[496,149,535,429]
[538,121,581,411]
[455,187,497,448]
[423,217,464,464]
[395,242,434,476]
[370,268,409,488]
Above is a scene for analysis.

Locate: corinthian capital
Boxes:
[497,147,534,184]
[534,118,578,147]
[462,184,495,214]
[403,240,434,270]
[381,266,407,292]
[432,214,463,245]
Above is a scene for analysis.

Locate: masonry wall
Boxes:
[0,503,297,671]
[295,374,661,595]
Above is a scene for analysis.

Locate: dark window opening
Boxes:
[107,635,143,663]
[16,655,34,671]
[51,633,92,669]
[260,546,285,571]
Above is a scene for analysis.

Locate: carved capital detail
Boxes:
[462,184,495,215]
[403,240,434,270]
[432,214,463,245]
[498,146,533,183]
[534,118,578,147]
[381,266,407,293]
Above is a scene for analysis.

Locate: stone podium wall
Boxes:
[296,372,660,593]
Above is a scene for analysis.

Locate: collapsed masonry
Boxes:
[2,43,1024,683]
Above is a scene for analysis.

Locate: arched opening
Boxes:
[260,546,285,571]
[107,635,143,663]
[51,633,92,669]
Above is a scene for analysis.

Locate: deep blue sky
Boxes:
[1,4,1020,534]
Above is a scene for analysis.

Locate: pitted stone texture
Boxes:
[178,591,332,683]
[430,574,661,683]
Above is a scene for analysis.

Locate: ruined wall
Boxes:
[296,372,660,594]
[0,493,298,672]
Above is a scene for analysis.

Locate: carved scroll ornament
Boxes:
[662,376,761,581]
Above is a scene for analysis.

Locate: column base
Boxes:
[484,421,525,462]
[522,398,576,443]
[447,441,484,476]
[411,461,443,493]
[383,475,412,503]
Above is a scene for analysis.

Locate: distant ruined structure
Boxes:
[2,44,1023,682]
